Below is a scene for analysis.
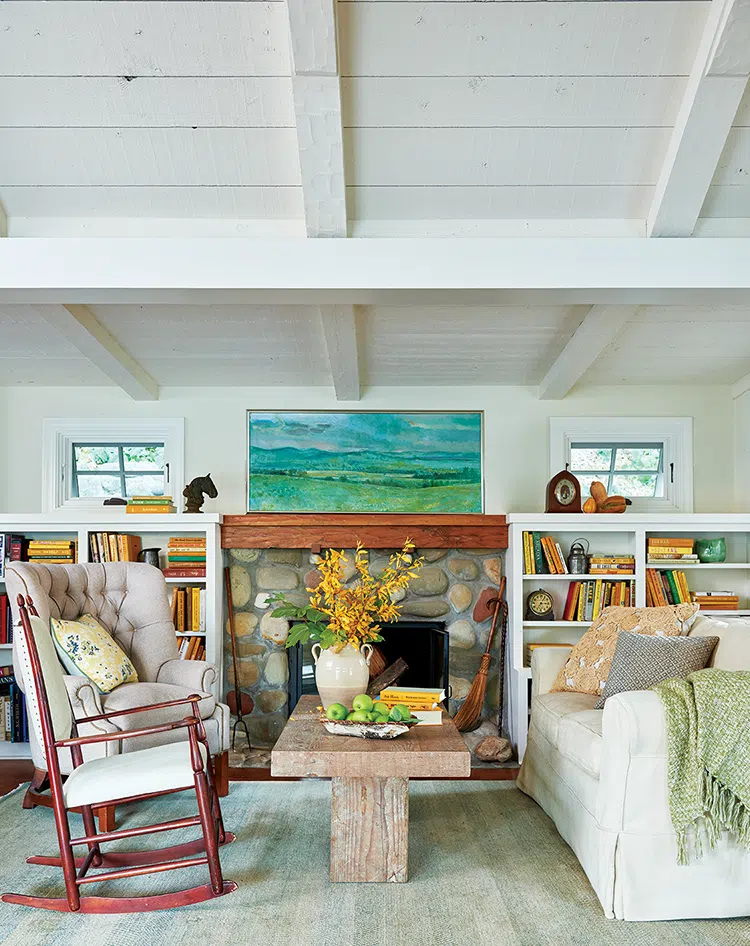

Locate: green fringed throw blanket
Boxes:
[656,669,750,864]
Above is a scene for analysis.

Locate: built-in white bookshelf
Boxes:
[0,512,223,760]
[507,514,750,760]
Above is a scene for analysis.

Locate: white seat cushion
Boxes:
[557,709,603,778]
[63,740,207,808]
[531,691,599,746]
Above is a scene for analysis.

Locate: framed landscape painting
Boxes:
[247,411,483,513]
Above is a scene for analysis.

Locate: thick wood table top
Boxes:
[271,696,471,779]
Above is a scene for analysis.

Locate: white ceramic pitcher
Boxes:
[312,642,373,710]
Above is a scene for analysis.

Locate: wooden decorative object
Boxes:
[3,595,237,913]
[224,567,254,749]
[272,696,471,883]
[183,474,218,514]
[366,657,408,698]
[583,480,631,514]
[368,645,389,680]
[222,514,508,550]
[545,468,582,513]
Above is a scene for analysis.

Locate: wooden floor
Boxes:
[0,761,34,797]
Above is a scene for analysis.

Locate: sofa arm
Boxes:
[64,674,105,720]
[597,690,671,834]
[531,646,572,696]
[156,658,217,693]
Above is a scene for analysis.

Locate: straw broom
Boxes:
[453,576,507,733]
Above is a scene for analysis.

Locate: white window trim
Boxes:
[42,418,185,513]
[549,417,693,513]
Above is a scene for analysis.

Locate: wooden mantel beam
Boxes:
[221,514,508,550]
[30,304,159,400]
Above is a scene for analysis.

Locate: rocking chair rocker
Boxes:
[3,595,237,913]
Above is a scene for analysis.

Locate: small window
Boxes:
[549,417,693,513]
[569,443,664,499]
[72,443,166,499]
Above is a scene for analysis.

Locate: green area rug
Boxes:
[0,781,745,946]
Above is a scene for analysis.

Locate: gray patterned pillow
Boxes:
[594,631,719,709]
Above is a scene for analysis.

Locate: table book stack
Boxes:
[126,495,177,514]
[379,686,446,725]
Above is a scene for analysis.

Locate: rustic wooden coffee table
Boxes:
[271,695,471,883]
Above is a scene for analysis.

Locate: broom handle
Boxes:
[224,567,244,715]
[483,576,506,655]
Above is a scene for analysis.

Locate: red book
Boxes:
[563,582,580,621]
[162,567,206,578]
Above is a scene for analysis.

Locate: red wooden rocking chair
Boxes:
[2,595,237,912]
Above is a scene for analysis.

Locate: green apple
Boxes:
[352,693,374,713]
[348,710,370,722]
[390,703,412,722]
[371,701,389,715]
[326,703,348,721]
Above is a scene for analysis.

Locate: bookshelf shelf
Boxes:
[176,632,205,637]
[508,513,750,762]
[522,573,634,581]
[164,576,206,584]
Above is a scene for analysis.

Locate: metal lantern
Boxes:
[567,538,589,575]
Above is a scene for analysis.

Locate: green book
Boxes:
[665,570,679,604]
[532,532,547,574]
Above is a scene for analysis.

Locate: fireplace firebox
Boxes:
[288,621,450,710]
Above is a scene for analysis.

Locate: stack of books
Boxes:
[589,554,634,575]
[378,686,446,725]
[691,591,740,612]
[164,537,206,578]
[126,495,176,514]
[0,669,28,743]
[170,585,206,634]
[0,594,13,645]
[88,532,142,563]
[525,641,574,667]
[522,531,568,574]
[563,579,632,621]
[647,537,698,563]
[26,539,76,564]
[646,568,691,606]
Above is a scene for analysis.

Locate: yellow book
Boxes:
[380,687,446,703]
[191,587,201,632]
[592,579,603,619]
[126,505,176,514]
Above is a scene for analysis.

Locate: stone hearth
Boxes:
[225,546,505,748]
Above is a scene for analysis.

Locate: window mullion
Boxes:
[118,445,126,497]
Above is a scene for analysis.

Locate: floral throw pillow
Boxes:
[550,603,699,697]
[50,614,138,693]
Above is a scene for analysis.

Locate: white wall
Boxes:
[735,391,750,512]
[0,383,735,515]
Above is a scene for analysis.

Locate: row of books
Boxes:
[522,532,569,574]
[170,586,206,633]
[563,579,633,622]
[588,555,635,575]
[646,568,692,606]
[126,495,177,515]
[178,637,206,661]
[26,539,77,565]
[378,686,446,726]
[0,595,13,645]
[0,670,28,743]
[647,537,698,563]
[89,532,142,563]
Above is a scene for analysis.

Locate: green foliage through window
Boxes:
[570,443,663,499]
[72,443,165,499]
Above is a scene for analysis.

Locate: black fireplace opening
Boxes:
[288,620,449,710]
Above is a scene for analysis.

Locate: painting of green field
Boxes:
[247,411,483,513]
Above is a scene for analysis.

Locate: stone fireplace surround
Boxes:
[222,515,507,747]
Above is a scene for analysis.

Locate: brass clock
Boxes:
[525,588,555,621]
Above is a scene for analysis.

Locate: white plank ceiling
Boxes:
[2,0,745,237]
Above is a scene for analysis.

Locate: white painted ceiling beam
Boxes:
[285,0,346,237]
[733,371,750,398]
[648,0,750,237]
[319,305,360,400]
[29,304,158,400]
[538,306,637,400]
[3,238,750,306]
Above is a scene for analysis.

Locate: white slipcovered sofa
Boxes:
[517,614,750,921]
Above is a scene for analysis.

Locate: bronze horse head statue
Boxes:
[183,474,218,514]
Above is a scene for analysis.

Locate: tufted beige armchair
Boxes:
[6,562,229,825]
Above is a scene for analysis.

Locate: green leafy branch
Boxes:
[267,594,354,651]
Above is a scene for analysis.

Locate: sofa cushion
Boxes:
[557,710,603,778]
[50,613,138,693]
[551,604,699,697]
[594,631,719,708]
[531,691,599,746]
[100,681,215,731]
[690,616,750,670]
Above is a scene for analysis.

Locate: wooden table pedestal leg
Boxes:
[330,776,408,883]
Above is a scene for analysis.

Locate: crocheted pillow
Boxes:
[551,603,699,697]
[593,630,719,708]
